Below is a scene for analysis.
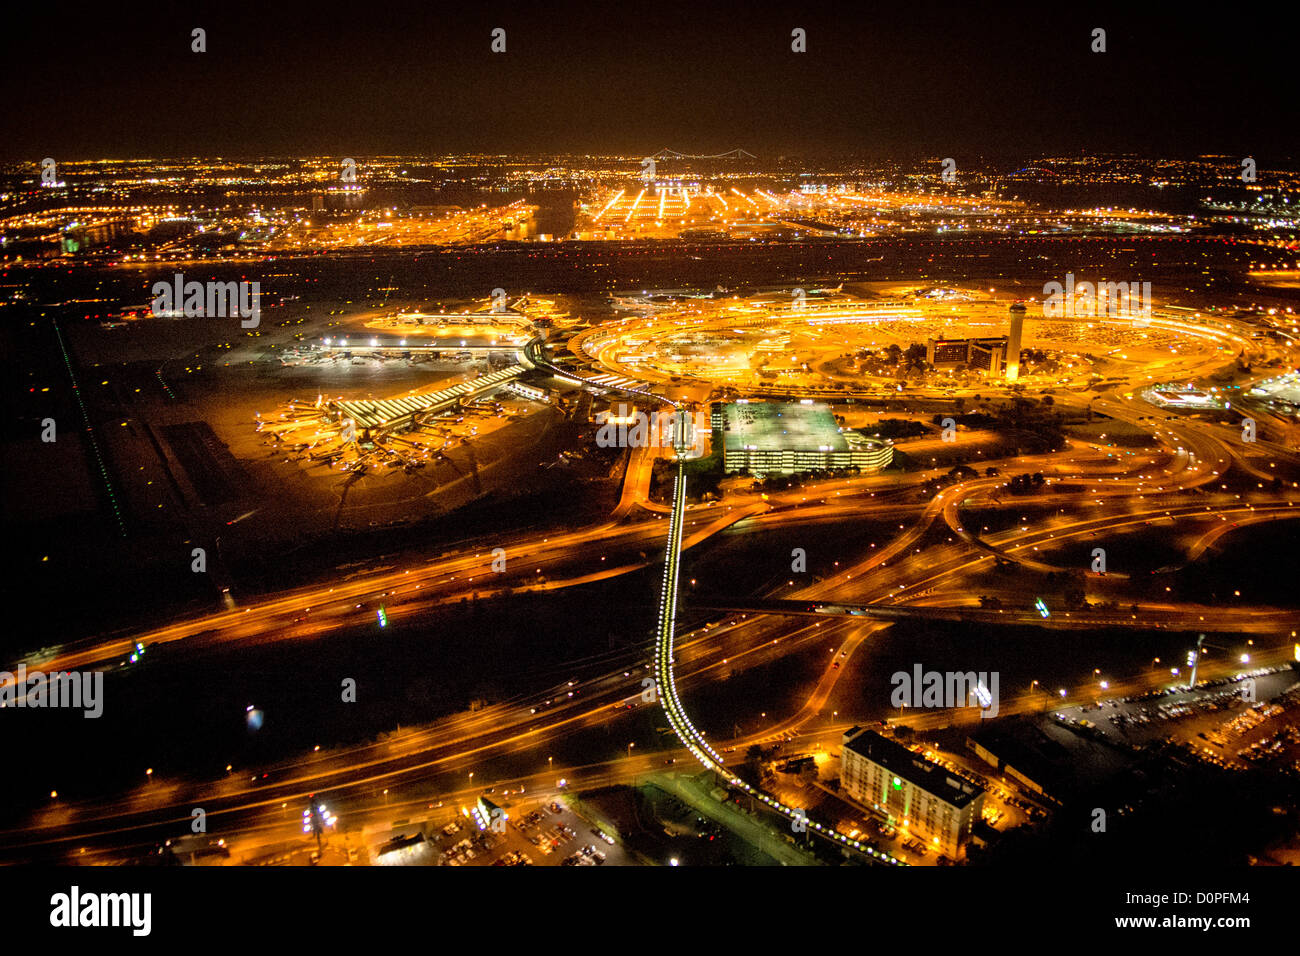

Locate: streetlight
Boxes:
[628,742,635,759]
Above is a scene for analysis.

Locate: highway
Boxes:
[4,313,1298,864]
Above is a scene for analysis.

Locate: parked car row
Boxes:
[901,838,929,857]
[562,844,606,865]
[441,837,477,866]
[492,850,534,867]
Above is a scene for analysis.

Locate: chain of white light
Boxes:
[652,455,903,865]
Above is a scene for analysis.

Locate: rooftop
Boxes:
[720,401,847,454]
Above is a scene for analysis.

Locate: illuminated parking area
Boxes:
[1247,371,1300,417]
[716,400,893,475]
[1141,383,1226,411]
[570,291,1256,399]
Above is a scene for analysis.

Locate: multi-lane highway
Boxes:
[5,309,1297,863]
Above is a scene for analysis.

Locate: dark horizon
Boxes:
[3,1,1297,161]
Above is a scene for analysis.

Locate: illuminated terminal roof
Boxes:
[1142,383,1224,410]
[331,364,527,431]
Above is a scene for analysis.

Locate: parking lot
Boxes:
[1051,668,1299,765]
[412,795,637,867]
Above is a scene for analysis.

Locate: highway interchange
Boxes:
[4,297,1299,865]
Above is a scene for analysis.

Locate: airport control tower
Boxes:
[1005,302,1027,381]
[670,407,697,458]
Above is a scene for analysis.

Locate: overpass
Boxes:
[685,597,1298,634]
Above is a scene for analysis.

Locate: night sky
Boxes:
[2,1,1295,160]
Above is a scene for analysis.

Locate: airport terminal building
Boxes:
[925,335,1011,375]
[712,401,893,476]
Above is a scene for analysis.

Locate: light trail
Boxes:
[592,189,624,223]
[624,189,645,223]
[651,425,904,864]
